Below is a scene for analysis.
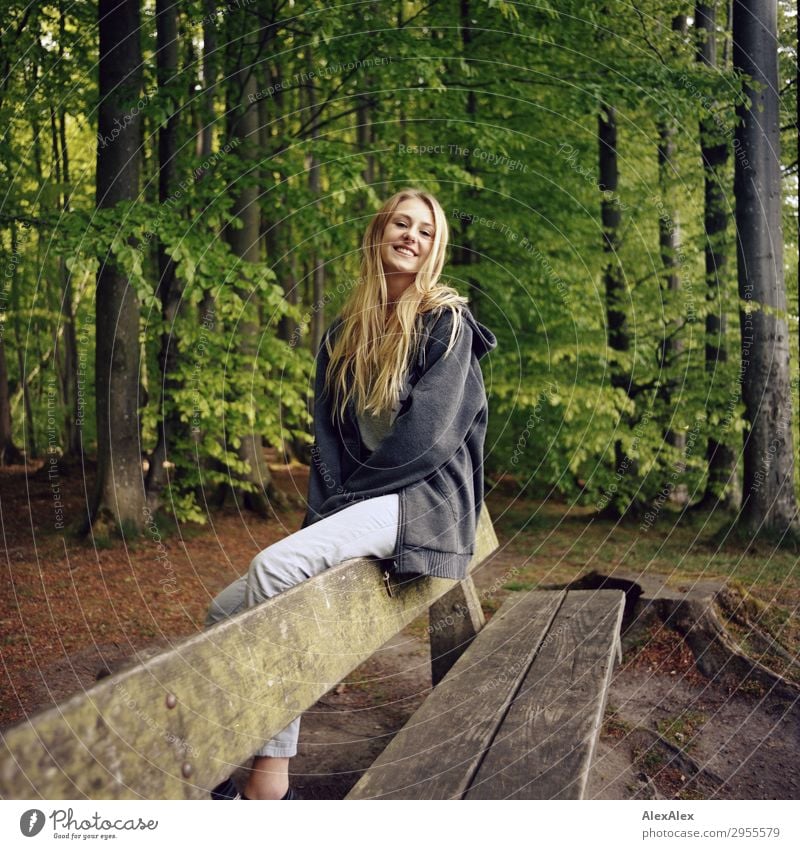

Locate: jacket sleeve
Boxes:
[317,308,482,513]
[302,321,345,528]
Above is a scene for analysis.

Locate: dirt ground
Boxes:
[1,459,798,799]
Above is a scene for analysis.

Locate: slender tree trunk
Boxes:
[146,0,184,511]
[258,60,297,472]
[306,44,326,356]
[200,0,217,163]
[731,0,799,539]
[224,63,273,516]
[0,334,23,465]
[356,0,378,203]
[258,60,288,336]
[21,57,43,461]
[9,221,37,459]
[654,14,689,507]
[693,1,739,512]
[458,0,481,319]
[193,1,230,507]
[53,0,81,461]
[88,0,146,536]
[354,58,376,232]
[268,58,301,347]
[54,107,81,460]
[1,90,28,465]
[723,0,733,66]
[600,105,625,362]
[598,101,641,518]
[356,87,375,189]
[198,0,218,320]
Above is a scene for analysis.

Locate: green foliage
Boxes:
[0,0,797,525]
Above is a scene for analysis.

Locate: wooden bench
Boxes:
[0,507,623,800]
[347,588,624,799]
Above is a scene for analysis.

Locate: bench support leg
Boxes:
[429,577,485,686]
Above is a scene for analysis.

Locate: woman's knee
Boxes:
[247,546,294,602]
[205,574,247,627]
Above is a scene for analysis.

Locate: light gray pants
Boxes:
[204,493,400,758]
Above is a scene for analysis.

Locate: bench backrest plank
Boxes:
[464,590,624,799]
[0,509,498,800]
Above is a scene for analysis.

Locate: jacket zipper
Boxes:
[383,570,394,598]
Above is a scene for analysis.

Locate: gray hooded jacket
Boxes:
[302,305,498,581]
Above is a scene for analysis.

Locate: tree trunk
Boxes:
[88,0,146,536]
[193,0,230,508]
[306,44,326,357]
[693,1,739,513]
[0,336,24,465]
[146,0,185,512]
[458,0,481,318]
[54,0,81,461]
[268,58,301,347]
[224,63,273,516]
[731,0,799,540]
[55,108,81,460]
[655,14,688,507]
[197,2,218,328]
[199,0,217,163]
[260,62,297,470]
[9,220,37,459]
[356,86,376,189]
[598,101,641,519]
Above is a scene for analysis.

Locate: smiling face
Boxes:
[379,197,436,296]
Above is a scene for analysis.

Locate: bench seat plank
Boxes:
[0,510,498,800]
[464,589,624,799]
[346,590,566,799]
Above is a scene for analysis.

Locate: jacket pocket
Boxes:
[434,444,476,552]
[402,471,461,552]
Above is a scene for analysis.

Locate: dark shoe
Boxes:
[211,777,297,800]
[210,777,246,800]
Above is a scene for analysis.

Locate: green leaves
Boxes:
[2,0,796,525]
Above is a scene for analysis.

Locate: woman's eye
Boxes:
[395,220,432,238]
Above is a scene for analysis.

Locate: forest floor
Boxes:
[1,456,798,800]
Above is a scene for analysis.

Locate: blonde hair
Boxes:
[324,188,469,422]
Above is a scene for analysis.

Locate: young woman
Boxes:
[207,188,497,800]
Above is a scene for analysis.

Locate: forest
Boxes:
[0,0,797,546]
[0,0,800,808]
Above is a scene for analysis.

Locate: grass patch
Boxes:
[633,744,666,772]
[483,491,800,602]
[602,705,633,740]
[503,581,536,592]
[655,709,708,752]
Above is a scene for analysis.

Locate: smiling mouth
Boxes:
[393,245,417,257]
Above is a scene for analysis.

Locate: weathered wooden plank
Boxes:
[346,590,565,799]
[429,577,486,686]
[0,509,498,800]
[464,589,624,800]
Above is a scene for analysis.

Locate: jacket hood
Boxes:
[418,305,497,364]
[461,307,497,361]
